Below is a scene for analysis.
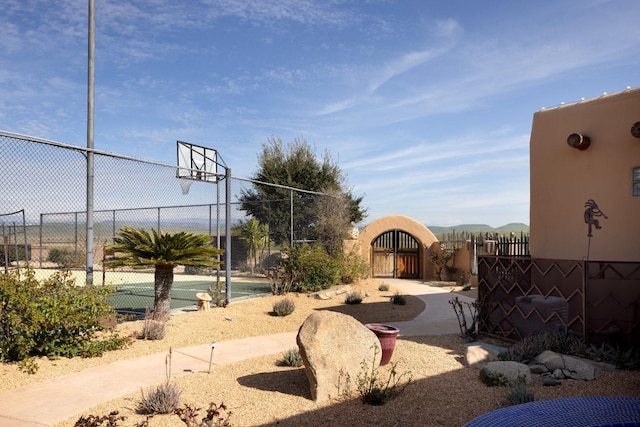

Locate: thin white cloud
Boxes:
[368,47,449,93]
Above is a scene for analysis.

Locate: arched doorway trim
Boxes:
[357,215,439,279]
[371,229,420,278]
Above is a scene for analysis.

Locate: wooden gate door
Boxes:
[371,230,420,278]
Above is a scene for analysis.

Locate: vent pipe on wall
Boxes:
[567,133,591,150]
[631,122,640,138]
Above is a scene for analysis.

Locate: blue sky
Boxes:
[1,0,639,227]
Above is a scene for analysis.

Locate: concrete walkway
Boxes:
[0,279,474,426]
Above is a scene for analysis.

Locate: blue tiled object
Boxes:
[464,397,640,427]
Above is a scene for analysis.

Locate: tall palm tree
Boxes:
[104,227,222,320]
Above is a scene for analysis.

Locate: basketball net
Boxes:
[179,180,193,195]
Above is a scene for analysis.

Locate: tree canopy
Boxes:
[105,227,222,319]
[239,136,367,246]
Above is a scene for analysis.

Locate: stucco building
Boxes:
[479,87,640,349]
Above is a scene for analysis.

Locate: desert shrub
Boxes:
[345,291,363,305]
[47,247,85,268]
[0,244,30,267]
[338,251,370,284]
[140,309,166,340]
[378,283,389,292]
[174,402,233,427]
[0,269,128,364]
[390,292,406,305]
[498,330,586,363]
[137,381,181,414]
[279,245,341,293]
[506,381,535,406]
[137,350,181,415]
[586,343,640,370]
[449,295,481,341]
[18,357,39,375]
[357,346,412,406]
[74,411,126,426]
[607,346,640,370]
[279,348,303,367]
[272,298,296,316]
[208,280,226,307]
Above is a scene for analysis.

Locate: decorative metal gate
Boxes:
[371,229,420,278]
[478,256,640,350]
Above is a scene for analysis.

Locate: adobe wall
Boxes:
[530,88,640,261]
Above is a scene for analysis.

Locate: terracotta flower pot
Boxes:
[365,323,400,366]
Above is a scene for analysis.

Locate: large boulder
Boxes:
[297,311,382,402]
[480,361,531,386]
[533,350,602,380]
[464,342,502,369]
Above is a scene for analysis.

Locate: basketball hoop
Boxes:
[179,179,192,195]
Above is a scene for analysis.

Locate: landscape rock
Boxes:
[533,350,600,380]
[311,285,352,300]
[534,350,565,372]
[528,363,549,375]
[465,345,498,368]
[542,378,562,387]
[296,311,381,402]
[480,361,531,386]
[562,355,598,380]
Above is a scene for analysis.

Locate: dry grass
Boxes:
[1,278,639,426]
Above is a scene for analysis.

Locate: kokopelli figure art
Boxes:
[584,199,607,237]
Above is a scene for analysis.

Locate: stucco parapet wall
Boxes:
[358,214,439,249]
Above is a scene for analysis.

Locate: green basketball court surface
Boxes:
[108,277,271,315]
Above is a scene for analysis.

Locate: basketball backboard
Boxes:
[176,141,218,182]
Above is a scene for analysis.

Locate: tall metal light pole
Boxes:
[86,0,95,285]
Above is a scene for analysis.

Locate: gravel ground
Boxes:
[2,279,639,426]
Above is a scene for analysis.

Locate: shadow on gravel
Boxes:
[237,367,310,399]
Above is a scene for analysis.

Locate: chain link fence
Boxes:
[0,131,324,313]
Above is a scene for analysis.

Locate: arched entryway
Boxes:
[352,214,439,280]
[371,229,420,278]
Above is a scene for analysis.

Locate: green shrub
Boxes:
[378,283,389,292]
[272,298,296,316]
[18,357,39,375]
[279,348,303,367]
[390,292,407,305]
[0,269,129,364]
[338,251,370,284]
[345,291,363,305]
[0,244,30,267]
[137,381,181,414]
[47,247,85,268]
[280,245,341,293]
[506,381,535,406]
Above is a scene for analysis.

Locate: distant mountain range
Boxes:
[426,223,530,236]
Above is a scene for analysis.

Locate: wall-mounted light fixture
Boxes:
[567,133,591,150]
[631,122,640,138]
